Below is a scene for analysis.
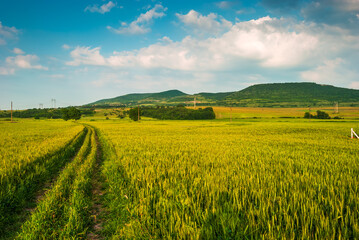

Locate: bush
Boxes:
[61,107,81,121]
[304,110,330,119]
[139,106,216,120]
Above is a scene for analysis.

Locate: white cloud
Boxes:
[66,46,106,66]
[301,58,358,85]
[85,1,116,14]
[62,44,71,50]
[357,14,359,19]
[107,4,167,35]
[67,15,359,88]
[213,16,319,67]
[6,54,48,70]
[176,10,232,35]
[0,67,15,75]
[13,48,24,54]
[350,81,359,89]
[0,21,19,45]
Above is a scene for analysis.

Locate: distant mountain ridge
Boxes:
[88,83,359,107]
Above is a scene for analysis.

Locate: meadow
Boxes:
[0,112,358,239]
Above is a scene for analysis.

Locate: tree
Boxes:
[316,110,330,119]
[304,112,313,119]
[303,110,330,119]
[62,107,81,121]
[129,107,141,121]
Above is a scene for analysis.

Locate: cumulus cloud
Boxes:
[0,21,19,45]
[68,16,321,70]
[107,4,167,34]
[67,15,359,88]
[301,58,358,85]
[6,54,48,70]
[176,10,232,35]
[85,1,116,14]
[66,46,106,66]
[13,48,24,54]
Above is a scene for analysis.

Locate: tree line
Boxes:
[126,105,216,121]
[0,107,94,120]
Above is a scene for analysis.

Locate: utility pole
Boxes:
[309,106,311,120]
[11,101,13,122]
[230,106,232,122]
[334,102,339,114]
[194,97,196,109]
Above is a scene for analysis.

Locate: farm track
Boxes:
[0,128,87,240]
[87,129,105,240]
[13,125,106,239]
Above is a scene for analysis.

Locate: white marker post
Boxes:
[351,128,359,139]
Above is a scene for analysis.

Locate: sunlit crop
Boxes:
[1,118,358,239]
[91,119,359,239]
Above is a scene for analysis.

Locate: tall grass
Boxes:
[17,126,98,239]
[90,119,359,239]
[0,121,84,236]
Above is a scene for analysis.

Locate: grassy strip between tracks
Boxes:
[0,126,87,237]
[93,126,136,239]
[17,126,98,239]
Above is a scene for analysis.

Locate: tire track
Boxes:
[0,127,88,240]
[87,128,106,240]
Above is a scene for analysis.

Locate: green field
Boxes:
[0,116,359,239]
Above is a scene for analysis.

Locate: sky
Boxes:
[1,0,359,109]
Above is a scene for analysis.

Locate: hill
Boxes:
[224,82,359,107]
[86,83,359,107]
[90,90,187,106]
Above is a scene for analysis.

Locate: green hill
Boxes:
[87,83,359,107]
[224,82,359,107]
[90,90,187,106]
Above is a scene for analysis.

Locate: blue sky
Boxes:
[1,0,359,109]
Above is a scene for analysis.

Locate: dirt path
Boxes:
[87,131,106,240]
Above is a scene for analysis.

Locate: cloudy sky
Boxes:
[1,0,359,109]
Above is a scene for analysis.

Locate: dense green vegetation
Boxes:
[304,110,331,119]
[0,108,95,119]
[224,82,359,107]
[129,106,216,120]
[86,82,359,108]
[0,108,63,119]
[90,90,187,106]
[61,107,82,121]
